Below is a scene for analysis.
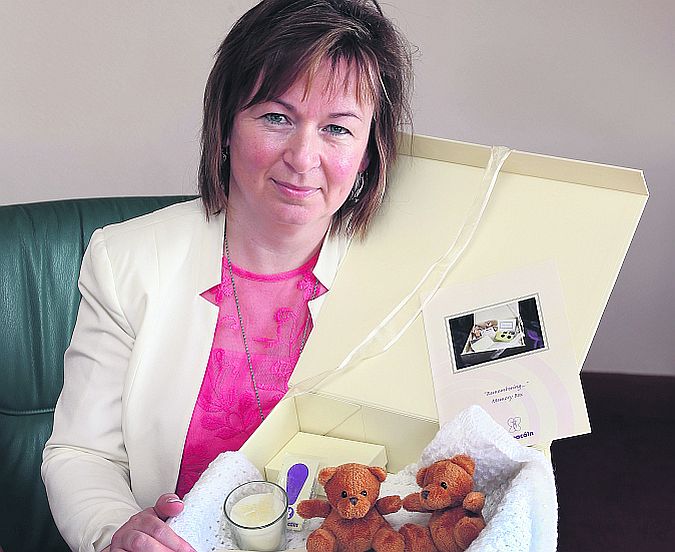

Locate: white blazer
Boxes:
[41,199,349,551]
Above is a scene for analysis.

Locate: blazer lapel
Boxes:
[130,207,225,506]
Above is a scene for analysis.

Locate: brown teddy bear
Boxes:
[399,455,486,552]
[297,463,405,552]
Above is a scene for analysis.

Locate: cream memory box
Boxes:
[240,134,647,479]
[214,136,648,552]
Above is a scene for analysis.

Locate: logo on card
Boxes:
[507,417,522,432]
[507,416,534,439]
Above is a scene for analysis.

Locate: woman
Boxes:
[42,0,412,550]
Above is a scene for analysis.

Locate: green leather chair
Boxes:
[0,196,193,552]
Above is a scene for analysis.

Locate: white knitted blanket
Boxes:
[167,405,557,552]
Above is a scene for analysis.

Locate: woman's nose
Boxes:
[283,128,321,174]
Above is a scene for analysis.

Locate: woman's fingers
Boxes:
[153,493,186,520]
[110,507,195,551]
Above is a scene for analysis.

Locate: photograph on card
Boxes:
[445,295,547,372]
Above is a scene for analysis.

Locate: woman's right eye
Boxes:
[263,113,289,125]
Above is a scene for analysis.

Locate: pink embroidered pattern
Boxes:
[175,253,326,497]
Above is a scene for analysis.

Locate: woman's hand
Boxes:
[107,493,195,551]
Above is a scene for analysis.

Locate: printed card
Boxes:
[423,261,590,445]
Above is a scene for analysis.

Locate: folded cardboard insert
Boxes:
[265,432,387,491]
[243,391,438,479]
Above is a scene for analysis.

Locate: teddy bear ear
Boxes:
[450,454,476,476]
[415,466,429,487]
[318,467,338,486]
[367,466,387,482]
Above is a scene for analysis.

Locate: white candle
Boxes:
[230,492,285,527]
[226,487,287,551]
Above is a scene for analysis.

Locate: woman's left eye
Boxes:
[324,124,350,136]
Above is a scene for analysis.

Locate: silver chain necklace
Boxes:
[223,228,319,423]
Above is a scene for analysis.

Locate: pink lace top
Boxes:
[175,252,327,497]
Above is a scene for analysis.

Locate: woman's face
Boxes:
[227,60,374,236]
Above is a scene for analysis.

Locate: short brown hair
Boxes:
[198,0,413,237]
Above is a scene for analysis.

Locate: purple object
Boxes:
[526,329,543,348]
[286,463,309,505]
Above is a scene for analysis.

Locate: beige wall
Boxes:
[2,1,673,376]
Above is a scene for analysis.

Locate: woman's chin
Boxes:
[266,206,332,234]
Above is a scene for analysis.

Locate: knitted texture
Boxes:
[168,451,263,551]
[413,405,557,551]
[168,406,556,552]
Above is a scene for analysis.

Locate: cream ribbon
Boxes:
[289,145,512,397]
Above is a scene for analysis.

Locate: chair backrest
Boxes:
[0,196,194,552]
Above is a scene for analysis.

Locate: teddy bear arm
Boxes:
[297,498,333,519]
[376,495,402,515]
[462,491,485,513]
[402,493,430,513]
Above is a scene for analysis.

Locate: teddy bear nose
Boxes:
[349,497,358,505]
[421,490,430,500]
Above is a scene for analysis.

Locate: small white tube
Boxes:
[276,454,320,531]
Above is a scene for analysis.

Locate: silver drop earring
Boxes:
[221,146,229,162]
[349,172,365,202]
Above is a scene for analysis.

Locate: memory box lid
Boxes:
[289,134,648,421]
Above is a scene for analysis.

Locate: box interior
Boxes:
[241,392,439,476]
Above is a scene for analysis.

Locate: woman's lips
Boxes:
[273,179,320,199]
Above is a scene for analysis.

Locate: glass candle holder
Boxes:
[224,481,288,552]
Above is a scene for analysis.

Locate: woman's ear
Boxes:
[358,149,370,173]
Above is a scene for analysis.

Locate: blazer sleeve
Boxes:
[42,228,141,552]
